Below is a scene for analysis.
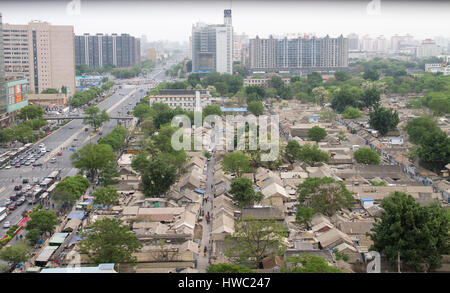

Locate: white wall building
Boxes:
[148,89,212,112]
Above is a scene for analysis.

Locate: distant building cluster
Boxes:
[75,33,141,69]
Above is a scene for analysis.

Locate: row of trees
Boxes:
[70,81,114,107]
[0,105,48,144]
[111,66,142,79]
[98,125,128,151]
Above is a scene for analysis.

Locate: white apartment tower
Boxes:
[191,10,233,74]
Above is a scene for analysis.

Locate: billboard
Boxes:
[15,85,22,103]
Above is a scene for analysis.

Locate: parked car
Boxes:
[16,198,25,206]
[22,178,29,184]
[9,195,18,201]
[3,221,11,229]
[15,163,21,168]
[8,203,17,210]
[57,152,62,156]
[32,163,43,167]
[5,165,12,169]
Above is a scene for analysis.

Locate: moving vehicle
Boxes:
[8,203,17,210]
[3,220,11,228]
[57,152,62,156]
[0,207,8,222]
[22,178,29,184]
[50,157,56,164]
[33,163,43,167]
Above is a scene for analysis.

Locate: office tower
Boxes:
[75,33,141,69]
[3,20,75,96]
[191,9,233,74]
[249,34,348,74]
[0,13,6,116]
[416,39,442,58]
[347,33,359,50]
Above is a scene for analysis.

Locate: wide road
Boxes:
[0,67,167,236]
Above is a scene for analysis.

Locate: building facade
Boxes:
[74,33,141,68]
[248,35,348,74]
[148,89,212,112]
[0,13,6,119]
[191,10,233,74]
[2,21,75,97]
[416,39,442,58]
[425,63,450,75]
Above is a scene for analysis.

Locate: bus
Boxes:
[27,187,43,204]
[40,178,54,190]
[46,170,61,181]
[0,207,7,222]
[46,182,57,196]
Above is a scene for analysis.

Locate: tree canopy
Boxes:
[79,218,143,265]
[354,147,381,165]
[369,192,450,272]
[297,177,354,216]
[222,152,250,177]
[71,143,116,181]
[282,255,343,273]
[83,106,110,129]
[307,126,327,142]
[404,117,439,144]
[369,107,400,136]
[247,100,265,116]
[229,177,263,208]
[93,186,119,207]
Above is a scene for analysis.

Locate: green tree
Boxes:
[311,86,329,105]
[342,106,363,119]
[229,177,263,208]
[270,76,284,91]
[79,218,142,265]
[222,152,250,177]
[83,106,110,129]
[369,107,400,136]
[214,82,228,96]
[133,103,156,120]
[25,229,42,245]
[25,210,58,235]
[298,143,329,166]
[0,242,30,267]
[297,177,354,216]
[141,157,177,197]
[354,148,380,164]
[206,263,255,273]
[295,206,314,227]
[307,126,327,142]
[93,186,119,207]
[17,105,44,121]
[225,218,288,268]
[331,85,362,113]
[284,140,302,164]
[319,109,336,122]
[307,72,323,89]
[202,105,223,117]
[337,130,347,142]
[52,175,90,206]
[334,71,349,82]
[99,161,120,187]
[361,87,381,109]
[71,143,116,181]
[404,117,439,144]
[282,255,343,273]
[369,192,450,272]
[416,129,450,173]
[247,100,264,116]
[363,68,380,81]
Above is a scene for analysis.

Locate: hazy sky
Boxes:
[1,0,449,42]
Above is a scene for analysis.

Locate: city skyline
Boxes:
[1,0,450,42]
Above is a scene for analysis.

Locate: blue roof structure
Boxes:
[40,263,117,273]
[361,198,374,202]
[220,107,247,112]
[68,211,85,220]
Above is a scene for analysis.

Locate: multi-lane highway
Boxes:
[0,64,176,234]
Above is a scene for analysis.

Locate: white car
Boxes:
[38,143,45,148]
[3,221,11,229]
[5,165,11,169]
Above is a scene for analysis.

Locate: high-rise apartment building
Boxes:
[248,35,348,74]
[374,36,388,52]
[233,33,249,63]
[390,34,414,52]
[0,14,7,117]
[191,10,233,74]
[2,20,75,96]
[347,33,359,50]
[74,33,141,69]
